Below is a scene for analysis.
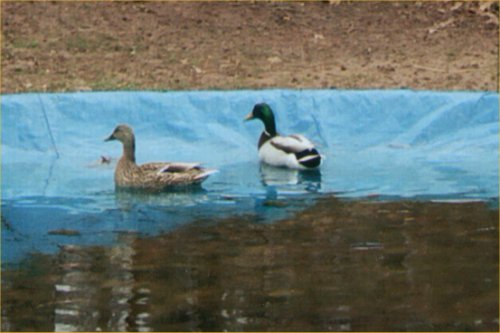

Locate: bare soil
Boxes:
[2,1,499,93]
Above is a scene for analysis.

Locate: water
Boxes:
[2,90,498,331]
[1,162,324,265]
[2,198,498,331]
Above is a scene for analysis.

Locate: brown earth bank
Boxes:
[2,1,499,93]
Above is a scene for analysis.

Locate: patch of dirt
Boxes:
[2,1,498,93]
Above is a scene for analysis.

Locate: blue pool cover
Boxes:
[2,89,498,264]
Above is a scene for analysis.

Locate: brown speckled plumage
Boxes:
[105,124,216,191]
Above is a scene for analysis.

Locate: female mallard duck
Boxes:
[245,103,322,170]
[105,124,217,191]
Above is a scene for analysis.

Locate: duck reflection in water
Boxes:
[259,163,322,194]
[114,186,209,211]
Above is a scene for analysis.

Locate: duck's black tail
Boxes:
[295,148,322,169]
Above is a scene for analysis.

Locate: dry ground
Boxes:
[2,1,498,92]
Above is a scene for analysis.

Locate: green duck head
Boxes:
[244,103,277,136]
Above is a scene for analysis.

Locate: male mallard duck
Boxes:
[105,124,217,191]
[245,103,322,170]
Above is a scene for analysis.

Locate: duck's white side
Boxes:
[245,102,322,170]
[258,134,321,170]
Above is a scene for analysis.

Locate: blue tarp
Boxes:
[2,89,498,264]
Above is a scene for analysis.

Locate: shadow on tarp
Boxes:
[1,89,498,264]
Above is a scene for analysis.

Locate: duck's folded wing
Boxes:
[140,162,169,173]
[161,162,202,173]
[141,162,203,174]
[270,135,315,154]
[155,164,218,186]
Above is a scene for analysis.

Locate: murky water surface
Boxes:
[2,198,498,332]
[3,88,498,331]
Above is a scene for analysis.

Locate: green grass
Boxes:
[11,38,39,49]
[66,35,92,52]
[65,33,146,54]
[89,77,140,91]
[446,50,458,61]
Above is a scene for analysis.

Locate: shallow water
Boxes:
[2,90,498,265]
[1,163,325,265]
[2,198,498,332]
[2,90,498,331]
